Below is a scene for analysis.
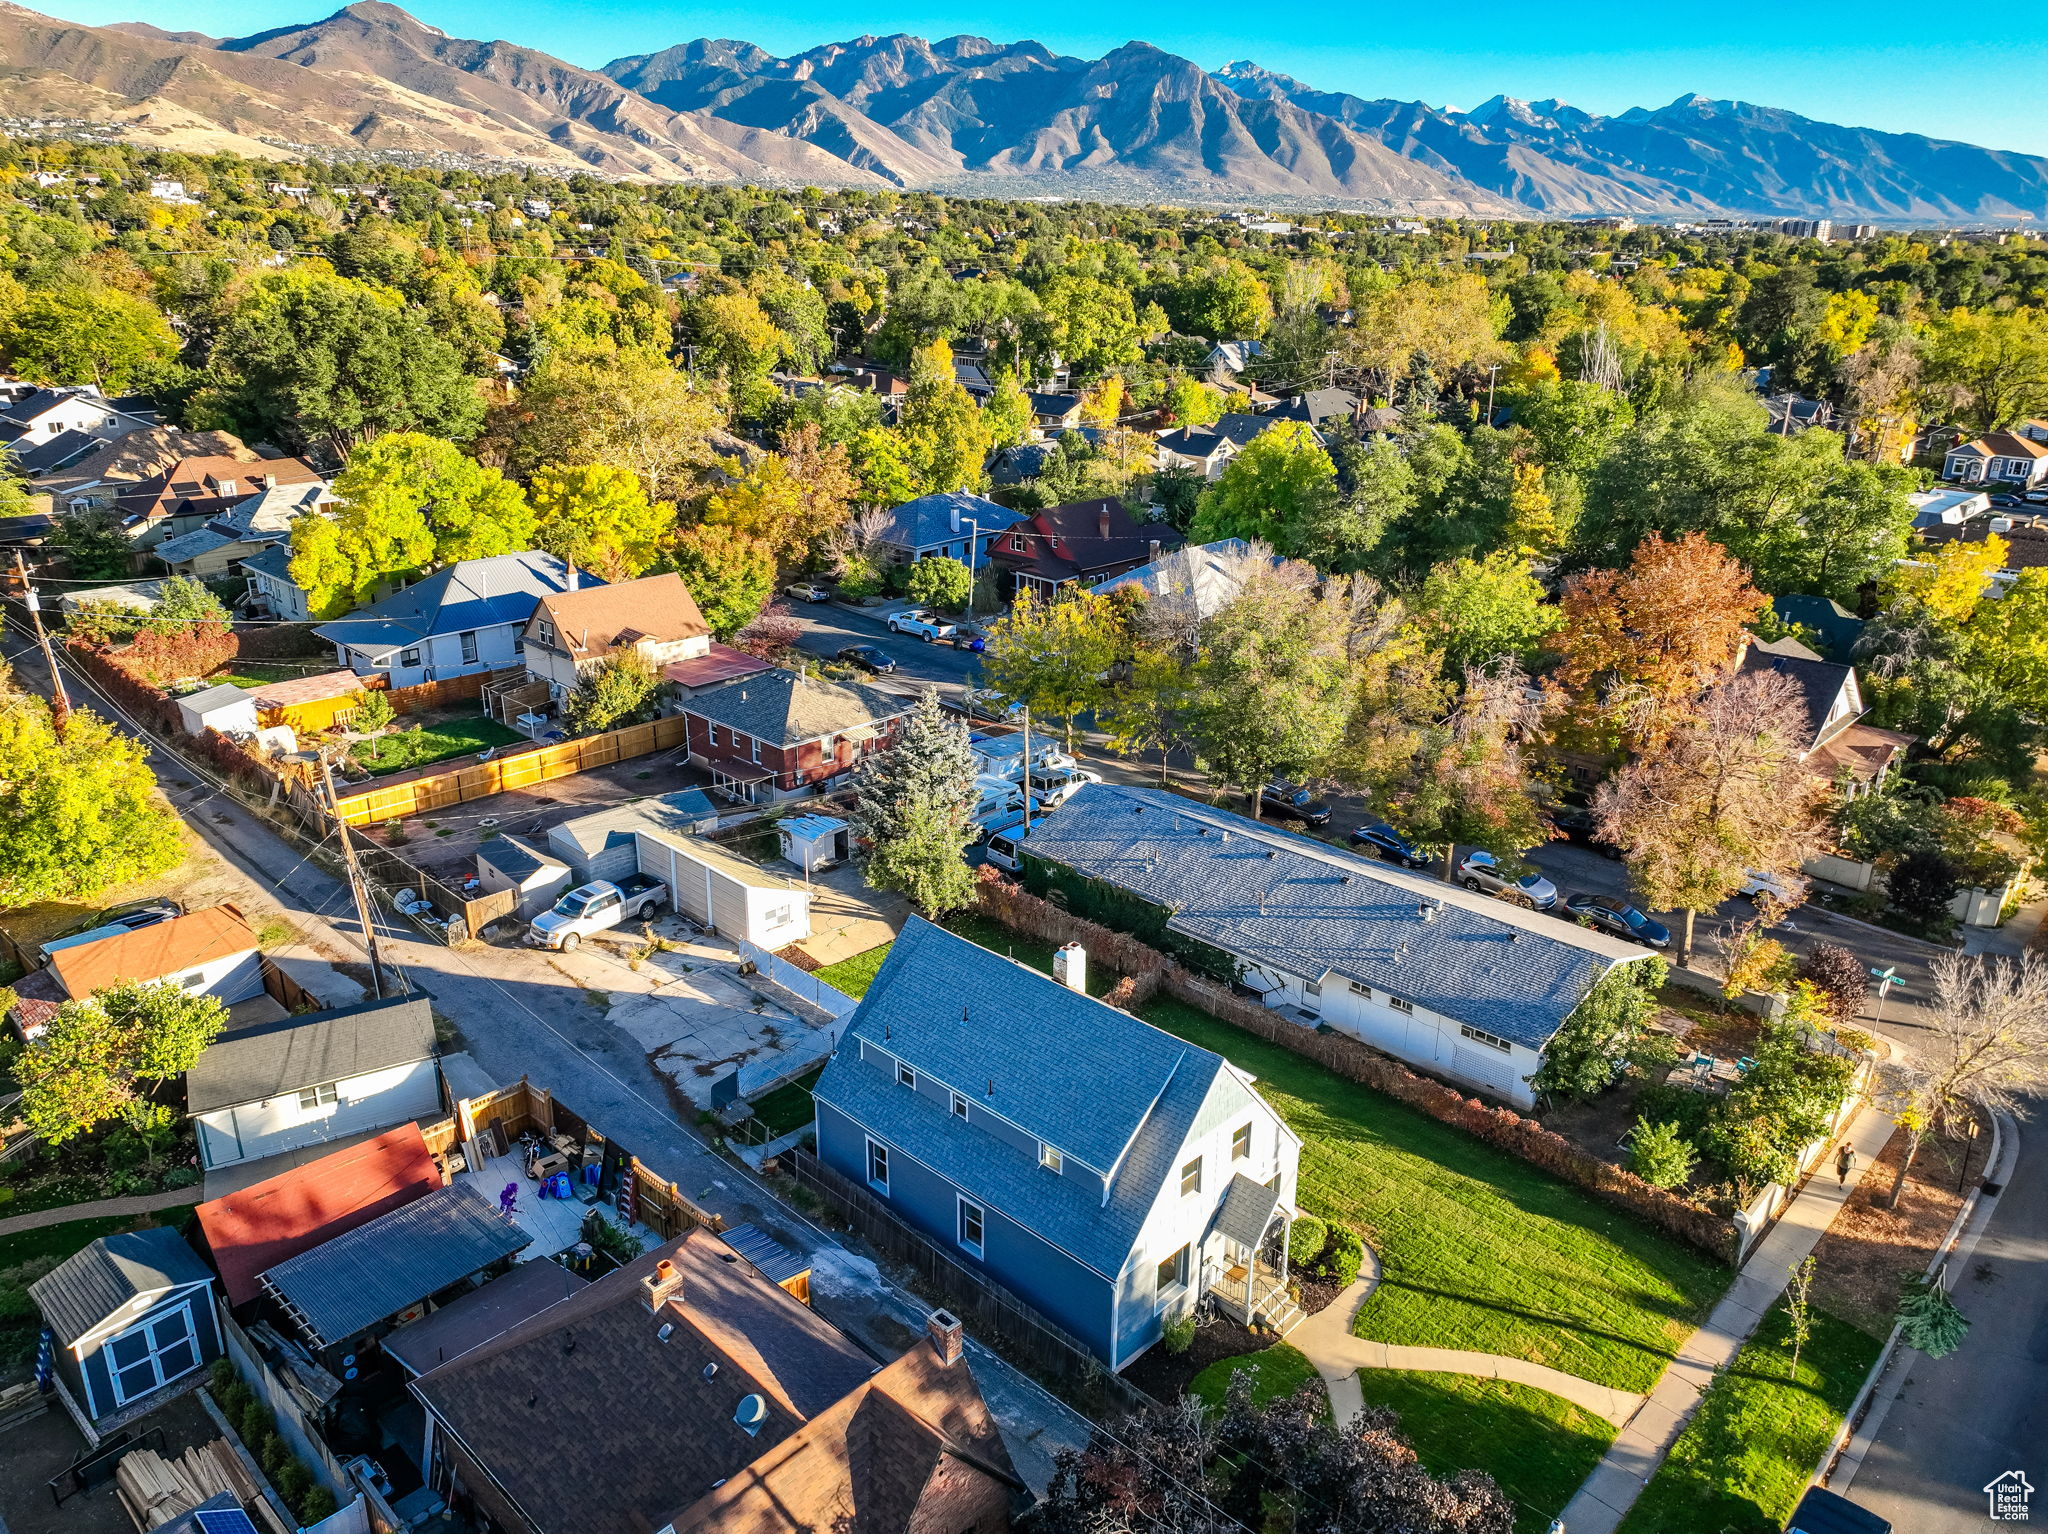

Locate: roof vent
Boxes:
[701,1362,719,1381]
[1265,849,1277,859]
[657,1323,674,1342]
[735,1394,768,1436]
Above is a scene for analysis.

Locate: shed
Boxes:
[48,904,264,1008]
[176,683,260,740]
[778,814,849,874]
[546,790,723,883]
[251,670,373,734]
[634,828,810,948]
[30,1226,221,1428]
[475,835,572,920]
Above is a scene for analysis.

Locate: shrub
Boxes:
[836,556,885,599]
[209,1358,237,1396]
[272,1460,313,1508]
[1888,849,1961,925]
[1798,942,1868,1025]
[1626,1031,1684,1078]
[1897,1275,1970,1357]
[1638,1082,1715,1139]
[297,1487,339,1525]
[1160,1312,1197,1355]
[1288,1214,1329,1269]
[1629,1118,1698,1190]
[1316,1227,1365,1289]
[256,1431,290,1480]
[1724,933,1796,999]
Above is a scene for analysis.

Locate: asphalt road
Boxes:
[784,597,987,693]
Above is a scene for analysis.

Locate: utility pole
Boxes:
[15,551,69,738]
[1485,364,1501,425]
[962,517,979,624]
[1020,705,1033,825]
[320,751,388,999]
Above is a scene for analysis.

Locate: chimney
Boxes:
[641,1258,684,1313]
[950,502,962,533]
[565,559,579,591]
[927,1309,963,1366]
[1053,942,1088,994]
[1148,538,1161,559]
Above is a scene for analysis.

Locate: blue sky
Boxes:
[49,0,2048,157]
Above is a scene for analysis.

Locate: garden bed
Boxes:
[1121,1315,1267,1403]
[350,710,527,776]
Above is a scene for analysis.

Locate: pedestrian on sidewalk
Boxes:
[1837,1145,1856,1187]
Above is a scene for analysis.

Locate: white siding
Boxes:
[194,1058,442,1169]
[632,830,811,947]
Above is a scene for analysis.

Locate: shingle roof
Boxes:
[1214,1172,1281,1249]
[262,1184,530,1346]
[248,670,367,709]
[381,1256,586,1376]
[989,498,1183,582]
[1260,388,1362,425]
[1020,783,1646,1051]
[186,995,437,1114]
[681,668,912,747]
[49,904,258,999]
[313,552,589,656]
[12,429,102,476]
[239,544,295,583]
[527,573,709,660]
[30,1226,213,1344]
[873,491,1024,551]
[1739,640,1856,751]
[547,790,723,862]
[1027,392,1081,418]
[1953,432,2048,460]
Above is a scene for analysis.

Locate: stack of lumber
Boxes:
[0,1379,47,1430]
[114,1440,268,1531]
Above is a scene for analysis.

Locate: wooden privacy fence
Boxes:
[383,666,525,716]
[332,714,691,824]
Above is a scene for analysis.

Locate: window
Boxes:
[1304,981,1322,998]
[1155,1244,1189,1294]
[399,647,421,669]
[1009,534,1028,552]
[951,1091,969,1120]
[1040,1143,1064,1174]
[1460,1025,1513,1053]
[537,618,557,648]
[298,1081,339,1110]
[1349,980,1372,998]
[1180,1155,1202,1197]
[865,1138,890,1194]
[105,1302,201,1407]
[749,736,762,764]
[1232,1123,1252,1160]
[897,1063,917,1090]
[763,904,793,931]
[1388,995,1415,1014]
[459,630,479,664]
[957,1197,985,1257]
[179,971,204,989]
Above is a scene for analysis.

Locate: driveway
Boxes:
[790,858,909,966]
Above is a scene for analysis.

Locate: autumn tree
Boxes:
[1,284,178,391]
[1381,663,1553,869]
[530,463,671,580]
[847,688,979,917]
[980,591,1120,749]
[1100,647,1190,786]
[1413,552,1562,672]
[1594,667,1830,964]
[664,524,775,640]
[1917,951,2048,1127]
[1189,421,1338,552]
[479,350,727,504]
[982,371,1034,450]
[900,338,990,493]
[1919,306,2048,434]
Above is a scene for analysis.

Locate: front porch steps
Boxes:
[1258,1295,1307,1335]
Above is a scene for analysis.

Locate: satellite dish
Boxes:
[734,1394,768,1435]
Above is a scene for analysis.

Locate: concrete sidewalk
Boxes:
[0,1185,201,1238]
[1558,1100,1898,1534]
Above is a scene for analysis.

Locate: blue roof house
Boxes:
[314,552,597,690]
[870,491,1027,570]
[812,919,1302,1370]
[1016,783,1657,1110]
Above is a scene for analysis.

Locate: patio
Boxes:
[451,1148,662,1263]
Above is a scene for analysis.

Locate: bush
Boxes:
[256,1431,290,1480]
[1160,1312,1197,1355]
[1888,849,1961,924]
[1629,1118,1698,1190]
[209,1358,237,1396]
[1626,1031,1684,1078]
[1316,1226,1365,1288]
[297,1487,338,1525]
[272,1460,313,1508]
[1637,1083,1715,1140]
[1798,942,1868,1025]
[1288,1214,1329,1269]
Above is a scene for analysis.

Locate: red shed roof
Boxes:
[195,1123,442,1305]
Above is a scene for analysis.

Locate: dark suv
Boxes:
[1548,804,1624,860]
[1564,893,1672,948]
[1256,782,1331,826]
[1349,822,1431,868]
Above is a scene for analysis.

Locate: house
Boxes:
[633,828,812,948]
[0,384,154,454]
[1259,388,1364,427]
[870,490,1028,568]
[1204,340,1264,378]
[545,790,723,882]
[1026,392,1084,435]
[1945,431,2048,488]
[48,904,265,1012]
[409,1228,1019,1534]
[152,479,333,581]
[987,497,1185,602]
[176,683,260,739]
[114,454,325,551]
[1771,594,1866,659]
[1103,538,1286,620]
[29,1227,222,1432]
[1154,413,1316,481]
[1737,635,1912,793]
[680,668,914,803]
[474,836,573,920]
[315,551,591,689]
[1764,394,1833,434]
[1017,783,1660,1109]
[194,1123,444,1306]
[814,918,1303,1366]
[239,545,312,621]
[520,572,712,704]
[185,995,442,1172]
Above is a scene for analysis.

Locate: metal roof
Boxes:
[546,790,720,861]
[261,1183,531,1347]
[186,995,437,1113]
[779,814,847,840]
[177,683,255,715]
[30,1226,212,1345]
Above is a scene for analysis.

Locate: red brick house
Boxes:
[680,668,914,803]
[988,496,1183,603]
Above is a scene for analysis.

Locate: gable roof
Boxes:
[873,491,1025,550]
[381,1255,586,1376]
[1953,432,2048,461]
[527,573,710,660]
[32,426,248,495]
[313,552,588,657]
[1739,638,1858,751]
[1026,391,1082,418]
[186,995,437,1114]
[262,1184,530,1347]
[178,683,255,716]
[195,1123,443,1306]
[990,498,1184,582]
[681,669,913,748]
[31,1226,213,1344]
[1021,783,1645,1051]
[49,904,259,999]
[12,428,103,476]
[548,790,723,862]
[249,670,369,710]
[1103,539,1285,617]
[116,454,323,525]
[1261,388,1362,425]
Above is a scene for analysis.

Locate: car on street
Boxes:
[948,622,990,652]
[887,608,957,641]
[835,643,897,674]
[964,687,1024,722]
[1027,765,1105,809]
[784,580,833,602]
[1989,494,2028,510]
[1349,822,1431,868]
[1256,782,1332,826]
[2024,489,2048,505]
[1738,868,1809,905]
[1564,892,1672,948]
[978,810,1048,873]
[1547,804,1625,859]
[1455,851,1559,910]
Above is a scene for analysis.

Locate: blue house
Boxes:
[870,491,1027,569]
[812,919,1301,1369]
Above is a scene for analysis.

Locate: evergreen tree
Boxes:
[847,688,979,917]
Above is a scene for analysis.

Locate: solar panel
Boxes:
[193,1508,262,1534]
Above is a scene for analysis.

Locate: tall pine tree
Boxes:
[847,687,979,917]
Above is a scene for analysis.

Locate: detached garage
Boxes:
[633,828,810,949]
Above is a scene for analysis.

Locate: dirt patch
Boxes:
[1122,1317,1269,1402]
[1809,1114,1989,1336]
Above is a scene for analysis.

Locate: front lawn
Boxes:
[1140,998,1731,1394]
[1189,1342,1322,1410]
[750,1065,823,1138]
[350,715,526,776]
[1618,1307,1882,1534]
[809,912,1120,999]
[1360,1371,1618,1534]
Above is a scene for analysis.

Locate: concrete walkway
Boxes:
[0,1185,201,1238]
[1557,1099,1899,1534]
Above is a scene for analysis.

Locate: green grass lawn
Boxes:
[815,944,892,999]
[350,716,526,776]
[1618,1307,1882,1534]
[1358,1371,1619,1534]
[750,1065,823,1138]
[209,662,321,689]
[1140,997,1731,1394]
[816,914,1118,1001]
[0,1215,164,1374]
[1189,1342,1323,1411]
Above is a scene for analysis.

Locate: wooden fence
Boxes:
[383,667,525,716]
[331,713,691,824]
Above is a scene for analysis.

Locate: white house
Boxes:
[315,551,588,689]
[239,545,312,621]
[176,683,260,739]
[185,996,442,1172]
[1945,431,2048,488]
[0,385,154,452]
[633,828,811,949]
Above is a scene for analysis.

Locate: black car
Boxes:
[835,644,897,674]
[1564,892,1672,949]
[1989,494,2028,511]
[1349,822,1431,868]
[1256,782,1331,826]
[1548,804,1624,859]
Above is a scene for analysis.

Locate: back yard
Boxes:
[349,710,527,776]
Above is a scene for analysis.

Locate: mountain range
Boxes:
[1,0,2042,219]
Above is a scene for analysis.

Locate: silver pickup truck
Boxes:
[527,875,669,952]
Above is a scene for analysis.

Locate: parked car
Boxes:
[1455,851,1559,911]
[887,608,956,641]
[528,876,669,952]
[1989,494,2028,511]
[948,623,990,652]
[2023,489,2048,505]
[1738,868,1809,905]
[784,580,833,602]
[964,687,1024,722]
[1256,782,1332,826]
[835,643,897,674]
[980,812,1048,873]
[1564,892,1671,949]
[1027,765,1105,809]
[1350,822,1431,868]
[971,774,1025,823]
[98,899,185,933]
[1547,804,1625,859]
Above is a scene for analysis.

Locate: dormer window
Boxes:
[1009,535,1027,552]
[897,1063,916,1090]
[1039,1144,1063,1174]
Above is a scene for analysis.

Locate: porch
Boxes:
[1203,1172,1306,1335]
[1207,1256,1304,1335]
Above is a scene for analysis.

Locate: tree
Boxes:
[1100,647,1189,785]
[331,432,534,572]
[350,689,394,736]
[1189,422,1338,552]
[664,524,775,640]
[900,338,990,493]
[1594,668,1829,964]
[16,981,226,1143]
[1896,1275,1971,1358]
[846,688,978,917]
[702,429,856,565]
[1530,959,1665,1097]
[1413,552,1561,672]
[53,503,136,580]
[530,464,671,580]
[1,285,177,391]
[982,371,1034,450]
[0,690,182,909]
[1629,1118,1697,1189]
[691,288,782,413]
[1916,951,2048,1129]
[1163,373,1223,428]
[980,591,1120,749]
[1797,942,1868,1026]
[1919,306,2048,434]
[1380,663,1552,868]
[1512,378,1633,475]
[480,350,727,503]
[1781,1255,1816,1380]
[1500,462,1563,558]
[905,555,971,611]
[564,652,661,736]
[1889,849,1961,928]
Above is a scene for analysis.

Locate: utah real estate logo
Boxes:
[1986,1471,2034,1521]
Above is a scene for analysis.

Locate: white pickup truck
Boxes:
[527,876,669,951]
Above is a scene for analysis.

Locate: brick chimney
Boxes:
[927,1309,963,1366]
[641,1257,684,1313]
[1097,507,1112,539]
